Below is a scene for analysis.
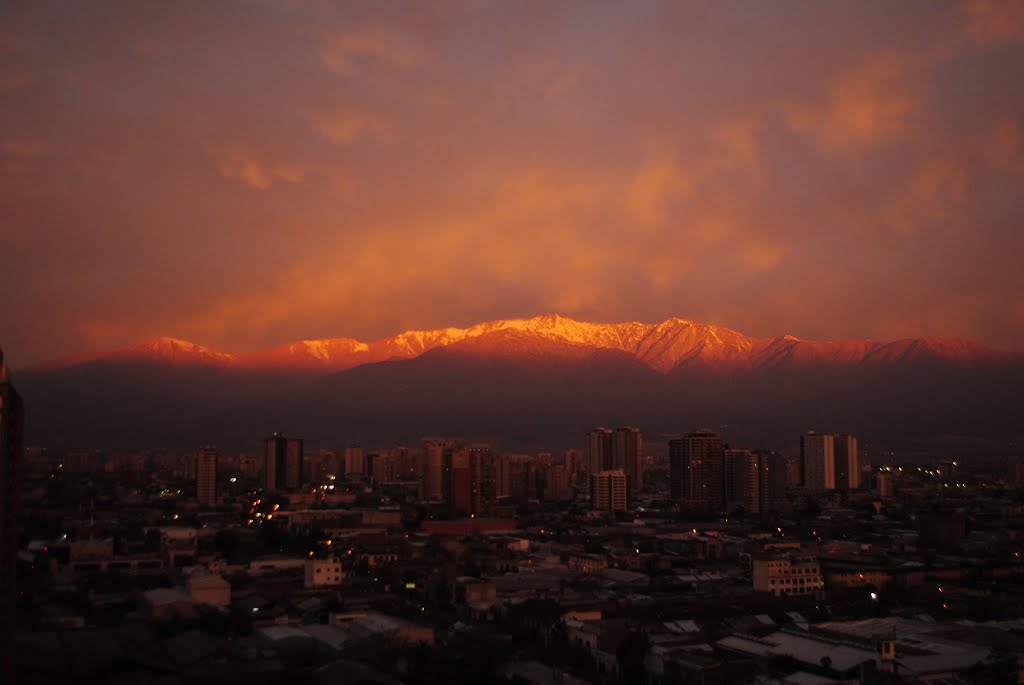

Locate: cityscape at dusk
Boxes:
[2,2,1024,684]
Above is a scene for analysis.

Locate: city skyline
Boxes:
[3,2,1024,366]
[6,4,1024,683]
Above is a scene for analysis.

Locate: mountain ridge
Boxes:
[13,315,1024,451]
[24,314,1017,375]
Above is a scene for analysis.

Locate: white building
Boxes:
[753,553,824,597]
[305,555,345,587]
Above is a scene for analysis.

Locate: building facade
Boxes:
[669,430,725,511]
[0,351,23,685]
[613,426,644,495]
[590,469,628,513]
[800,432,835,491]
[195,446,218,507]
[833,433,859,491]
[752,553,824,598]
[265,434,304,492]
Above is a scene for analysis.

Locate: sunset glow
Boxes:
[2,2,1023,365]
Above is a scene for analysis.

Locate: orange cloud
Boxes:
[316,113,395,145]
[320,29,425,76]
[3,3,1024,365]
[964,0,1024,45]
[213,148,308,190]
[884,157,968,234]
[783,56,918,155]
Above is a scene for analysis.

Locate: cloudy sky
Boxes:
[2,0,1023,366]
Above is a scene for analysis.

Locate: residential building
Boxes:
[752,553,823,597]
[613,426,644,495]
[195,446,218,507]
[669,430,725,511]
[585,428,613,477]
[265,434,303,492]
[590,469,628,513]
[833,433,859,491]
[800,431,835,491]
[305,556,345,587]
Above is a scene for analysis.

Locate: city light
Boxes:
[4,6,1019,681]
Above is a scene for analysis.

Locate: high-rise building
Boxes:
[725,448,760,514]
[755,450,789,514]
[469,445,497,516]
[590,470,629,513]
[371,450,398,483]
[344,445,366,479]
[833,434,859,491]
[442,448,471,515]
[265,434,303,492]
[586,428,614,476]
[195,446,218,507]
[285,437,304,489]
[543,463,572,502]
[240,453,262,480]
[0,351,23,685]
[499,454,536,500]
[564,448,584,488]
[800,432,835,491]
[613,427,644,495]
[669,430,725,511]
[423,439,455,501]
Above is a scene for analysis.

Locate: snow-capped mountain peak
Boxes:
[33,315,1009,374]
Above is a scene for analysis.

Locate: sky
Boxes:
[2,0,1024,367]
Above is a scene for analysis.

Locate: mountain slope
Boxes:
[13,315,1022,451]
[28,314,1014,374]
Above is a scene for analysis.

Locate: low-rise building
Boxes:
[305,555,345,587]
[187,572,231,607]
[752,553,823,598]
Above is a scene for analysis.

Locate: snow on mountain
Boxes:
[128,337,236,365]
[32,316,1006,373]
[238,337,372,370]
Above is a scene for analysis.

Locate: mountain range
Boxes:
[13,315,1024,454]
